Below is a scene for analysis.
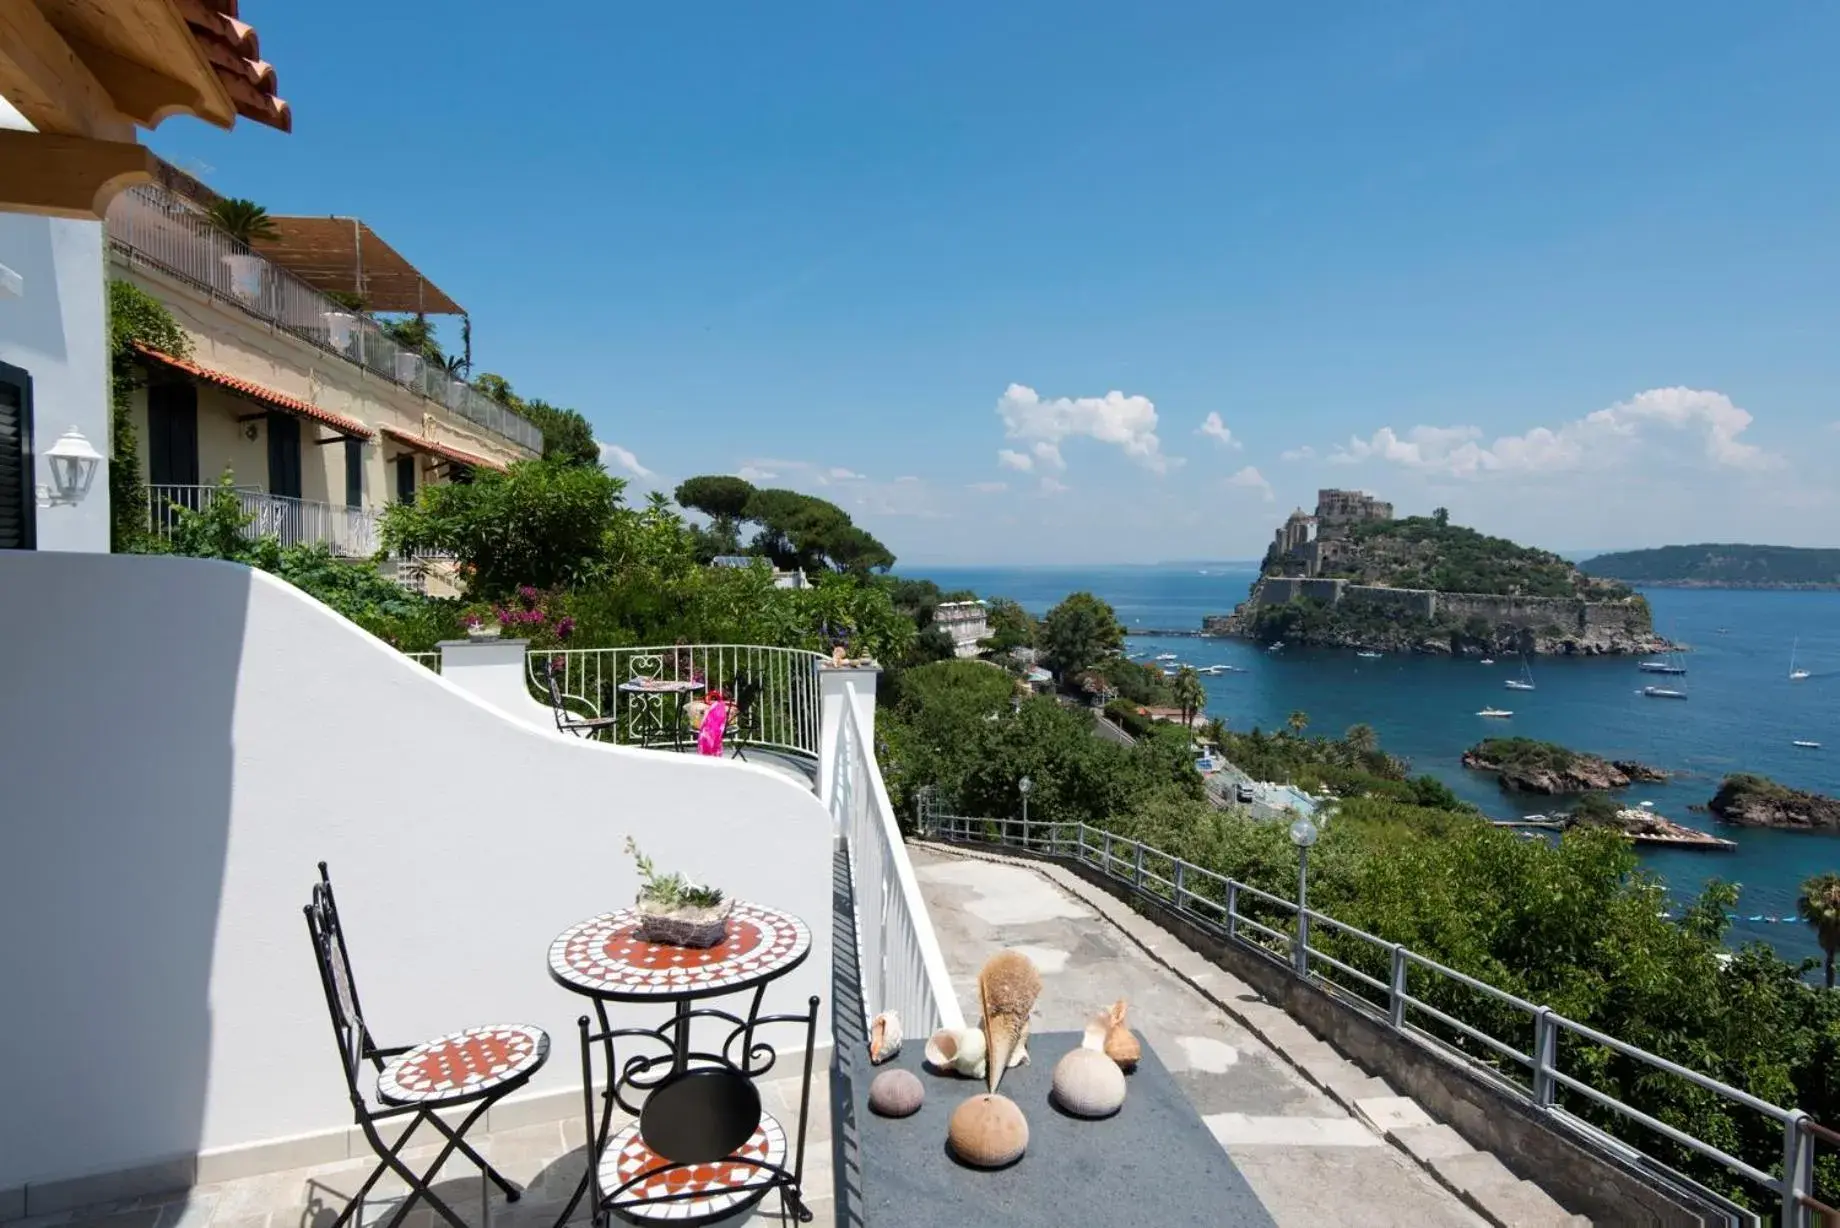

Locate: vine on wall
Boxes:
[106,280,189,551]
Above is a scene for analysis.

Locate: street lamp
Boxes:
[38,426,102,506]
[1289,814,1319,975]
[1018,775,1033,839]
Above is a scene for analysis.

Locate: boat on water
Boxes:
[1355,650,1383,659]
[1154,652,1178,662]
[1637,660,1687,675]
[1267,642,1284,652]
[1479,658,1496,666]
[1477,707,1513,718]
[1794,740,1822,749]
[1642,686,1688,700]
[1790,638,1811,681]
[1197,664,1230,675]
[1504,655,1536,691]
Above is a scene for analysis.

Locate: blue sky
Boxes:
[152,2,1840,565]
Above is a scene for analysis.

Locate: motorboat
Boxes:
[1267,642,1284,652]
[1479,658,1496,666]
[1794,740,1822,749]
[1155,652,1178,662]
[1638,660,1687,675]
[1477,707,1513,718]
[1642,686,1687,700]
[1355,650,1383,659]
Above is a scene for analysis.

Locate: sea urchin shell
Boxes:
[868,1068,924,1117]
[1052,1047,1126,1118]
[947,1093,1028,1167]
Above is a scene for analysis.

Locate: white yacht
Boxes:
[1355,650,1383,659]
[1504,655,1536,691]
[1155,652,1178,662]
[1794,740,1822,749]
[1477,707,1513,718]
[1479,658,1496,666]
[1790,639,1811,681]
[1642,685,1687,700]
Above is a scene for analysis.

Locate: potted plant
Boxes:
[207,198,279,303]
[625,837,731,947]
[461,613,500,640]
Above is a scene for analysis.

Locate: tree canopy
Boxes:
[1039,591,1125,678]
[670,474,896,574]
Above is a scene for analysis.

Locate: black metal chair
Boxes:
[545,666,621,741]
[304,863,551,1228]
[576,994,820,1226]
[726,673,763,762]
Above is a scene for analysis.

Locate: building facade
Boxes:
[1265,488,1394,577]
[932,600,991,658]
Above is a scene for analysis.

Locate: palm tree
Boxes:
[1173,666,1206,730]
[206,197,280,250]
[1201,716,1228,750]
[1798,872,1840,988]
[1344,723,1379,757]
[1286,709,1310,738]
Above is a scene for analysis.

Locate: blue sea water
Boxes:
[920,564,1840,964]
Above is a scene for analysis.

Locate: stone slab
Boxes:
[1354,1095,1433,1136]
[1391,1122,1475,1162]
[856,1032,1277,1228]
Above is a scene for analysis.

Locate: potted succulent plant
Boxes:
[625,837,731,947]
[461,613,501,640]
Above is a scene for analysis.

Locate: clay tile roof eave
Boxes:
[379,425,507,473]
[133,344,373,440]
[180,0,291,132]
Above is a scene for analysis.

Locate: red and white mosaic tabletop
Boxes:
[548,902,811,1000]
[376,1023,548,1104]
[598,1112,788,1222]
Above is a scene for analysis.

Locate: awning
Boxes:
[134,344,373,440]
[379,425,506,473]
[253,218,463,314]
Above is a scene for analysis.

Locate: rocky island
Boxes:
[1462,738,1666,794]
[1205,490,1672,656]
[1708,774,1840,831]
[1583,543,1840,590]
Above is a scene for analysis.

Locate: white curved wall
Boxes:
[0,551,833,1192]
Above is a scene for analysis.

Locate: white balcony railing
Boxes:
[106,183,543,455]
[148,483,378,557]
[830,696,964,1037]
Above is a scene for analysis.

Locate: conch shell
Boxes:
[977,950,1042,1094]
[925,1026,987,1078]
[1082,998,1140,1072]
[869,1011,902,1064]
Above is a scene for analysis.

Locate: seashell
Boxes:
[925,1027,987,1079]
[947,1093,1028,1167]
[868,1068,925,1117]
[869,1011,903,1065]
[1100,999,1140,1071]
[1051,1047,1127,1118]
[977,950,1042,1094]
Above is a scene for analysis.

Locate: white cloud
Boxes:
[598,442,654,478]
[997,449,1034,472]
[737,464,778,482]
[968,481,1008,493]
[996,382,1174,474]
[828,467,866,481]
[1038,476,1070,495]
[1197,412,1242,449]
[1327,388,1778,478]
[1280,445,1317,462]
[1226,465,1275,501]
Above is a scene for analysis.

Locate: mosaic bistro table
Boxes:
[548,902,816,1225]
[615,678,706,749]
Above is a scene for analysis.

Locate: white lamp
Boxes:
[40,426,102,505]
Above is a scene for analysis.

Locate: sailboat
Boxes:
[1790,639,1811,681]
[1505,655,1535,691]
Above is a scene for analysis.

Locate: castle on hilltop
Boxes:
[1266,488,1394,578]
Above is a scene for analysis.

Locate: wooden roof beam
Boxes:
[0,128,156,218]
[0,0,133,138]
[34,0,236,130]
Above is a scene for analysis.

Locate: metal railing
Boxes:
[147,483,379,556]
[106,183,543,455]
[929,814,1830,1226]
[833,702,963,1037]
[403,652,441,674]
[529,646,825,757]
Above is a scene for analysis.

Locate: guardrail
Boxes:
[148,483,378,556]
[403,652,440,674]
[928,814,1830,1226]
[107,183,543,455]
[529,645,824,758]
[832,700,963,1037]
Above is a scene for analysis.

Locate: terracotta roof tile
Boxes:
[380,425,507,473]
[178,0,292,132]
[134,344,373,440]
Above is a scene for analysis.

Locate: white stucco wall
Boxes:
[0,551,833,1192]
[0,213,110,552]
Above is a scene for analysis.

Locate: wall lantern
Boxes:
[39,426,103,505]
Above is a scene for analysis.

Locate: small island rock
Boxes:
[1708,774,1840,831]
[1462,738,1664,795]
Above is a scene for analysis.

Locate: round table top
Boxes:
[548,901,810,1001]
[617,678,706,694]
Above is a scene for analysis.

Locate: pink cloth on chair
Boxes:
[697,698,729,756]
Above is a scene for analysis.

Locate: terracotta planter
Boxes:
[634,897,732,948]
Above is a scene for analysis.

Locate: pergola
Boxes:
[0,0,291,219]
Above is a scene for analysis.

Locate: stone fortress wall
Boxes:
[1209,576,1646,635]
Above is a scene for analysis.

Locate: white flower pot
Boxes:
[322,311,358,352]
[393,352,424,385]
[222,253,265,303]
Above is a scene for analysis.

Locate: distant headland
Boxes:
[1582,543,1840,590]
[1204,489,1670,656]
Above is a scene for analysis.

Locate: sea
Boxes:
[919,563,1840,965]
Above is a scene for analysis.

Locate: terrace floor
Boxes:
[908,843,1587,1228]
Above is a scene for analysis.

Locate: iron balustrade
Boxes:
[147,483,379,556]
[402,653,441,674]
[106,183,543,455]
[830,702,963,1038]
[529,646,825,759]
[928,813,1830,1226]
